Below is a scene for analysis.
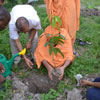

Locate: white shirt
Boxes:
[9,5,41,40]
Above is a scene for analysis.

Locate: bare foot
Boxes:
[56,67,64,80]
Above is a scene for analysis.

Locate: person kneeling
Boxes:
[34,26,74,80]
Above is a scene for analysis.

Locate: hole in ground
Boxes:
[22,72,60,93]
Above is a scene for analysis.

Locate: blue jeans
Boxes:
[86,77,100,100]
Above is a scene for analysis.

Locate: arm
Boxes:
[15,38,33,69]
[61,60,71,69]
[81,80,100,88]
[15,38,23,52]
[90,82,100,88]
[26,29,36,49]
[56,60,71,80]
[26,11,41,49]
[42,60,53,80]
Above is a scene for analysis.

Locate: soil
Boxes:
[80,8,100,16]
[77,47,87,56]
[22,69,60,93]
[13,57,61,94]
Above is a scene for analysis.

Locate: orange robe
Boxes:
[44,0,80,45]
[34,26,74,68]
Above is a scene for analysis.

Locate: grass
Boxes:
[0,0,100,99]
[81,0,100,9]
[65,15,100,80]
[0,80,13,100]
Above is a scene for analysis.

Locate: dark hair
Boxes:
[0,6,10,31]
[15,17,29,32]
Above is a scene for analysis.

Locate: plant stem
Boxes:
[52,51,56,68]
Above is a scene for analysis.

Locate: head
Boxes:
[15,17,29,33]
[0,6,10,31]
[0,0,5,5]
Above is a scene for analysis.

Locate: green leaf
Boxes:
[44,42,49,47]
[58,40,64,44]
[59,34,66,40]
[49,38,54,44]
[55,16,62,26]
[53,36,64,44]
[55,48,64,58]
[56,26,60,31]
[49,47,53,55]
[52,17,56,27]
[43,16,49,26]
[53,36,63,40]
[53,48,57,55]
[51,16,62,28]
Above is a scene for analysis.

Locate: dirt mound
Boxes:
[80,8,100,16]
[22,70,60,93]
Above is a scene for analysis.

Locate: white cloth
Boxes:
[9,5,41,40]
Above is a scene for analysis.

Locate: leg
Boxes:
[10,38,21,64]
[42,60,53,80]
[86,88,100,100]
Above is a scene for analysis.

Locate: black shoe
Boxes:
[76,38,91,46]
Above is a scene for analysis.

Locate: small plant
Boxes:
[44,16,66,67]
[41,88,59,100]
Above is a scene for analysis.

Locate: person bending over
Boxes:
[9,5,41,68]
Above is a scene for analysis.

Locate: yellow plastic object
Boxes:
[19,48,26,56]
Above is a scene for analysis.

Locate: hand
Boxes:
[80,80,92,86]
[24,57,33,69]
[26,41,32,50]
[56,66,64,80]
